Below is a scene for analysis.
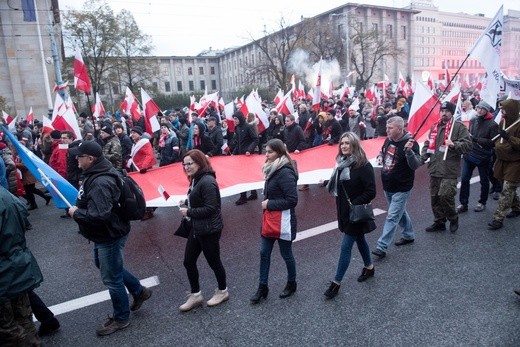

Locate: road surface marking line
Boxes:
[34,275,160,320]
[295,208,386,242]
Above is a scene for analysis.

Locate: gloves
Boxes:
[139,168,148,174]
[499,130,510,140]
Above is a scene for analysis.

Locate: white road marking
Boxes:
[295,208,387,242]
[34,276,160,320]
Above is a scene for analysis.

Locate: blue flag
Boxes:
[1,126,78,209]
[21,0,37,22]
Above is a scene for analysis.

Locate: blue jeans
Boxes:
[376,190,414,252]
[259,236,296,285]
[335,233,372,282]
[94,235,143,322]
[459,158,490,205]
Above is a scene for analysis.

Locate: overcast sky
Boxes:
[59,0,517,56]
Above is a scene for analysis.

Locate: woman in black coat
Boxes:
[178,149,228,312]
[250,139,298,304]
[323,132,376,299]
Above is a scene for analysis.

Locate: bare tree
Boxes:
[63,0,119,96]
[114,9,158,93]
[249,18,308,92]
[304,17,345,64]
[348,23,404,89]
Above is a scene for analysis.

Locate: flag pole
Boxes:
[491,118,520,141]
[412,54,471,139]
[37,168,73,208]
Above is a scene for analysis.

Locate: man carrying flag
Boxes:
[420,101,471,233]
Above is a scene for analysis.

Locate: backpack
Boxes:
[86,170,146,221]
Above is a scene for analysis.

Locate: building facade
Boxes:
[0,0,63,118]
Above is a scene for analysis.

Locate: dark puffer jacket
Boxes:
[73,157,130,243]
[185,171,223,237]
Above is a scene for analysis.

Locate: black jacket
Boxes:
[66,140,82,188]
[232,114,259,154]
[465,113,499,162]
[73,157,130,243]
[207,125,224,157]
[118,133,133,166]
[186,171,223,237]
[335,161,376,236]
[284,123,306,152]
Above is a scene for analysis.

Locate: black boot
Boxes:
[279,281,297,298]
[324,281,340,299]
[250,284,268,304]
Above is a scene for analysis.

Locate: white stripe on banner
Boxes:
[34,276,160,321]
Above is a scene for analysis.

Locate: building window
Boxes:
[200,80,205,90]
[211,80,217,90]
[188,67,193,75]
[165,81,171,92]
[373,23,378,31]
[153,82,158,90]
[386,24,393,39]
[177,81,183,92]
[401,25,407,40]
[199,67,204,75]
[211,66,215,74]
[189,81,194,91]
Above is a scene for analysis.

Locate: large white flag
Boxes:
[500,74,520,100]
[468,6,503,108]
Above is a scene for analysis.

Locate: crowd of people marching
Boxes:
[1,86,519,343]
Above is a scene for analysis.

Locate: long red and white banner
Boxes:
[130,137,396,207]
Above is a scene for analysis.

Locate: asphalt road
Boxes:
[25,164,520,346]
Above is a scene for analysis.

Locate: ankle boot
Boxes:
[324,281,340,299]
[250,284,268,304]
[279,281,297,298]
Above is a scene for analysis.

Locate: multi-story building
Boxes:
[0,0,63,118]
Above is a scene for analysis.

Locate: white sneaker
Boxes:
[179,292,203,312]
[206,288,229,307]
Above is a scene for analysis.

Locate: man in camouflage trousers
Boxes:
[421,101,472,233]
[488,99,520,230]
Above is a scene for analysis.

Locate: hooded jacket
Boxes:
[494,99,520,182]
[0,187,43,299]
[73,157,130,243]
[232,112,259,154]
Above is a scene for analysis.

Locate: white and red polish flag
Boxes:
[73,45,91,94]
[42,115,54,134]
[197,91,219,117]
[468,6,503,108]
[2,111,17,131]
[236,95,245,110]
[273,88,284,105]
[276,90,295,117]
[240,91,269,133]
[51,94,82,139]
[121,87,141,121]
[189,95,197,111]
[444,83,461,105]
[92,92,105,120]
[427,73,435,92]
[294,80,305,100]
[140,88,161,135]
[26,107,34,124]
[223,101,235,132]
[406,81,439,139]
[397,72,407,97]
[158,185,170,201]
[328,80,334,99]
[312,59,323,111]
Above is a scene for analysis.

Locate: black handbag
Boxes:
[349,203,375,223]
[174,218,191,238]
[340,184,375,223]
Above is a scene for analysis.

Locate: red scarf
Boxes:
[427,118,452,153]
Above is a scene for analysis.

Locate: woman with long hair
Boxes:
[323,132,377,299]
[250,139,299,304]
[178,149,228,311]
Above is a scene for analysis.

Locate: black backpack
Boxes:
[86,170,146,221]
